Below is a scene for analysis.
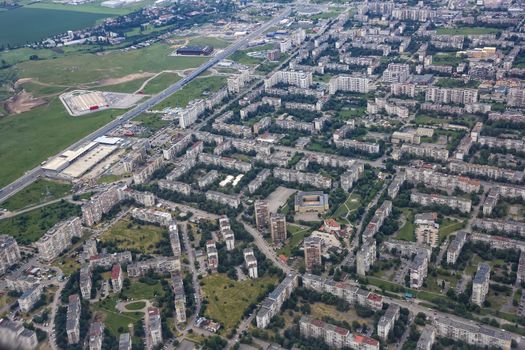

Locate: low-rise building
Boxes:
[294,191,329,213]
[416,325,435,350]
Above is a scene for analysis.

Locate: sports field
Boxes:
[0,7,109,47]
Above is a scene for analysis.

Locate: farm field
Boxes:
[201,274,277,332]
[99,217,167,254]
[0,179,72,211]
[154,75,227,109]
[0,7,109,47]
[0,200,80,244]
[0,98,118,188]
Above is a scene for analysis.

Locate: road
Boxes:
[0,6,292,205]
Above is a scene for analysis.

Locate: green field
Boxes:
[432,53,463,66]
[0,200,80,244]
[125,301,146,311]
[122,281,164,300]
[0,7,109,47]
[334,193,361,220]
[278,224,312,257]
[142,72,182,95]
[92,297,143,340]
[100,217,166,253]
[135,113,170,131]
[187,36,232,49]
[155,75,227,109]
[396,210,415,242]
[96,77,151,94]
[438,218,466,241]
[201,274,277,332]
[0,179,72,211]
[0,98,118,188]
[17,44,208,86]
[26,0,154,15]
[436,26,501,35]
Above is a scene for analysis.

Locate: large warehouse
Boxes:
[176,45,214,56]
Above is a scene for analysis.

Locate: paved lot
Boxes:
[266,186,297,213]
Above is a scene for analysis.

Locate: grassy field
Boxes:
[99,217,166,254]
[230,50,265,65]
[438,218,466,241]
[154,75,227,109]
[396,209,415,242]
[432,53,463,66]
[96,174,125,184]
[436,26,501,35]
[310,302,370,326]
[142,72,182,95]
[17,44,208,86]
[96,77,150,94]
[135,113,170,131]
[0,200,80,244]
[26,0,155,15]
[201,274,277,332]
[0,179,72,211]
[125,301,146,311]
[334,193,361,220]
[122,281,164,300]
[187,36,232,49]
[0,98,118,188]
[92,296,143,340]
[278,224,312,257]
[0,7,108,47]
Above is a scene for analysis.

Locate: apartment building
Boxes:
[517,252,525,285]
[88,322,104,350]
[205,191,241,209]
[270,213,287,243]
[447,231,467,265]
[66,294,81,344]
[340,163,365,191]
[18,284,43,313]
[409,251,428,289]
[387,172,406,199]
[507,88,525,107]
[328,75,373,94]
[473,218,525,236]
[405,167,480,193]
[273,167,332,189]
[147,307,163,349]
[158,179,192,196]
[368,98,410,118]
[299,316,380,350]
[227,69,252,94]
[390,83,416,97]
[449,160,524,183]
[0,318,38,350]
[415,212,439,248]
[362,201,393,240]
[243,248,258,279]
[166,155,197,181]
[477,136,525,152]
[410,192,472,213]
[131,208,172,227]
[199,153,252,172]
[425,87,478,105]
[302,273,384,310]
[162,133,192,160]
[119,333,132,350]
[433,317,511,350]
[206,241,218,270]
[89,251,132,268]
[472,263,491,306]
[248,169,271,194]
[264,70,313,89]
[334,139,381,154]
[36,217,82,262]
[81,185,121,226]
[0,235,21,275]
[304,236,322,272]
[275,117,315,134]
[356,238,376,276]
[133,155,163,185]
[416,326,436,350]
[172,274,186,324]
[256,274,298,328]
[111,264,123,293]
[80,264,92,300]
[254,200,270,232]
[127,257,181,277]
[377,304,400,340]
[400,143,449,161]
[381,63,409,82]
[391,131,420,145]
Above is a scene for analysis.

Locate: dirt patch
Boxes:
[94,72,155,87]
[4,90,47,115]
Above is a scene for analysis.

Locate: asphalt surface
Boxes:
[0,6,292,204]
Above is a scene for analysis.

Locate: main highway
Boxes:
[0,6,292,204]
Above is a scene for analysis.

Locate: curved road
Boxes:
[0,6,292,204]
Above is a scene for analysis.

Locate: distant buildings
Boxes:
[205,191,241,209]
[131,208,172,227]
[449,160,524,183]
[400,143,449,162]
[405,167,480,193]
[243,248,258,279]
[270,213,287,244]
[328,75,373,94]
[264,70,313,89]
[248,169,271,194]
[304,236,322,272]
[256,274,298,328]
[425,87,478,105]
[300,316,380,350]
[471,263,490,306]
[0,235,21,275]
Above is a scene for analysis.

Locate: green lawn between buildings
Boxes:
[99,217,166,254]
[92,296,143,342]
[278,224,312,257]
[0,179,72,211]
[201,274,277,332]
